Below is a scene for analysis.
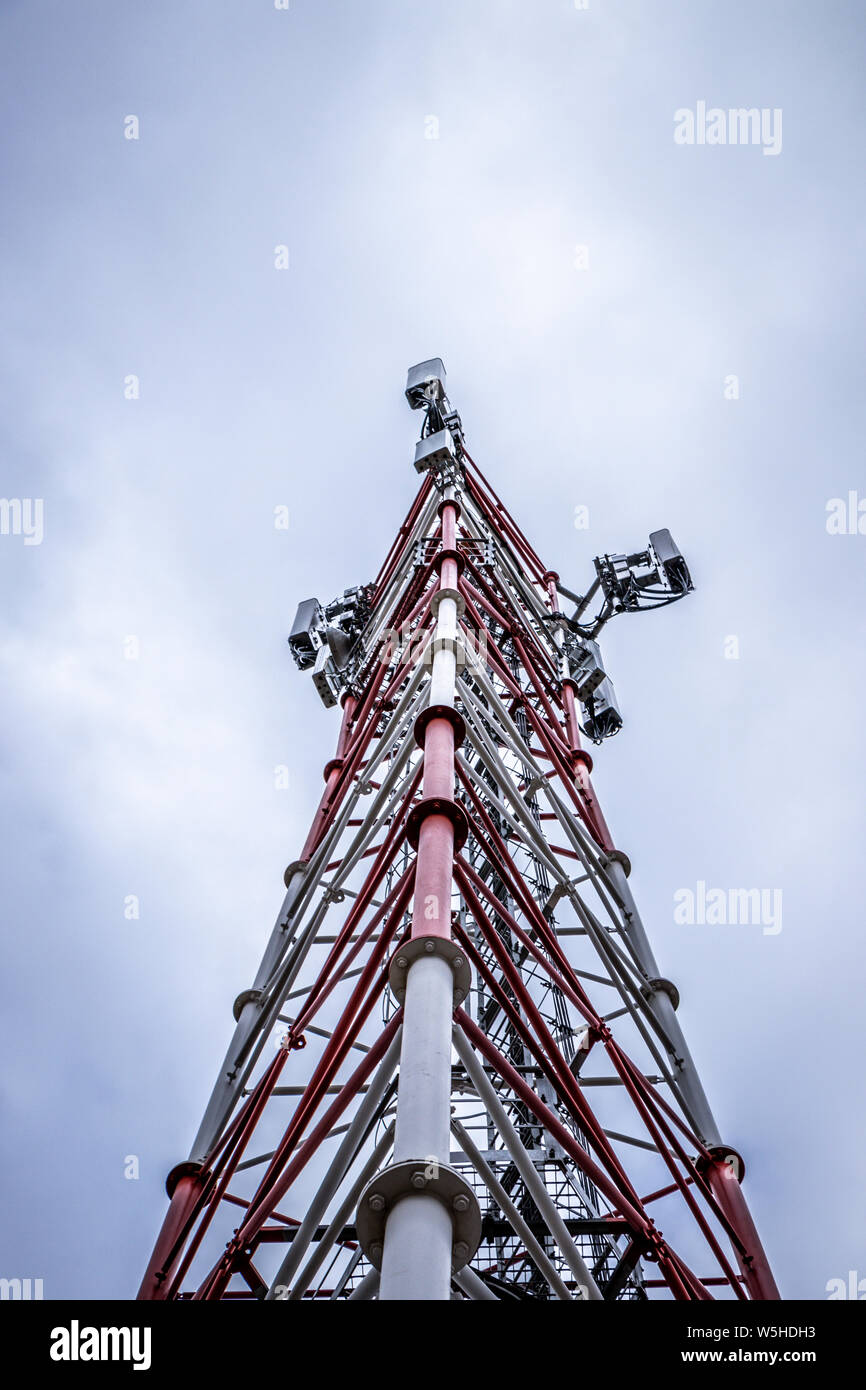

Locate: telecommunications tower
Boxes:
[139,360,779,1301]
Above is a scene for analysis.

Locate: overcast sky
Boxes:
[1,0,864,1300]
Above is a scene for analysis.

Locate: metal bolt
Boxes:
[454,1241,469,1261]
[368,1192,385,1212]
[396,956,408,970]
[410,1172,427,1189]
[370,1242,383,1261]
[452,1194,470,1213]
[424,941,435,953]
[453,955,464,969]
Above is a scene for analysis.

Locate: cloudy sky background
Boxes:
[1,0,864,1298]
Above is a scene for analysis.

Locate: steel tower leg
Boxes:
[379,497,466,1301]
[604,855,722,1147]
[136,1170,205,1301]
[605,853,779,1298]
[705,1155,781,1300]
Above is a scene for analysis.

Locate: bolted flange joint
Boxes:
[164,1160,207,1201]
[430,586,466,618]
[436,546,466,577]
[232,988,263,1022]
[356,1160,482,1274]
[283,859,308,890]
[413,703,466,751]
[642,976,680,1012]
[406,796,469,852]
[698,1144,747,1184]
[436,496,462,523]
[603,848,632,878]
[556,726,594,774]
[388,935,472,1007]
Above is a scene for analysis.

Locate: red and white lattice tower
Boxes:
[139,359,779,1302]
